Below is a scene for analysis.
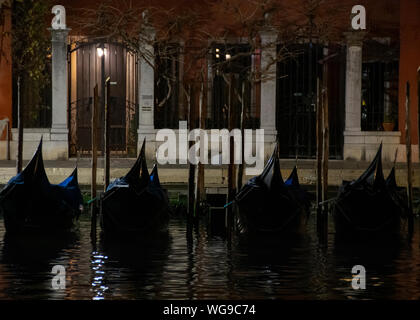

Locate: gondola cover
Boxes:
[333,144,409,236]
[235,143,312,236]
[100,140,169,238]
[0,139,83,234]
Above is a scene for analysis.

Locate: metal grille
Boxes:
[276,43,322,158]
[12,66,52,128]
[69,97,138,156]
[154,46,180,129]
[361,61,399,131]
[276,43,345,159]
[327,45,346,159]
[208,44,259,130]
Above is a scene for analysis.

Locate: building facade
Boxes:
[0,0,419,162]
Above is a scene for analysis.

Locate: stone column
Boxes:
[259,29,278,158]
[50,28,70,159]
[137,26,156,156]
[343,31,366,160]
[344,31,365,132]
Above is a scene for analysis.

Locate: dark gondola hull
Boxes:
[333,145,408,238]
[100,182,169,238]
[334,184,402,236]
[0,141,82,235]
[235,144,312,237]
[1,184,79,235]
[236,181,306,236]
[100,141,169,239]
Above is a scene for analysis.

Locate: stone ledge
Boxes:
[344,131,401,136]
[344,130,401,144]
[343,130,409,162]
[11,128,51,141]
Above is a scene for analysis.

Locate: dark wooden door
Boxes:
[70,42,133,155]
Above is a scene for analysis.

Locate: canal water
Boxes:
[0,213,419,300]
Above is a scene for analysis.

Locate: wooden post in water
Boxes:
[317,51,337,234]
[16,76,23,174]
[405,82,414,235]
[227,74,237,241]
[187,84,196,236]
[194,82,206,229]
[90,85,99,241]
[237,81,246,191]
[104,77,111,191]
[6,119,10,160]
[316,77,323,226]
[322,51,329,224]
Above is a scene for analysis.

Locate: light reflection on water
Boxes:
[0,214,419,300]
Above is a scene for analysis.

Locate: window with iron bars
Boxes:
[361,61,399,131]
[209,43,259,130]
[361,39,399,132]
[154,44,181,129]
[12,61,52,128]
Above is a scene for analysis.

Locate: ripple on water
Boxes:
[0,214,419,299]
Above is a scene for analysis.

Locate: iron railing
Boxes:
[276,43,345,159]
[361,61,399,131]
[69,97,138,157]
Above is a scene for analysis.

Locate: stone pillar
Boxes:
[50,28,70,159]
[137,26,156,156]
[343,31,366,160]
[344,32,365,132]
[259,29,278,158]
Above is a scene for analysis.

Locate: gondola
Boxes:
[333,144,409,238]
[235,142,312,237]
[100,140,169,239]
[0,139,83,235]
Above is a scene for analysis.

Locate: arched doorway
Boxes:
[68,41,138,157]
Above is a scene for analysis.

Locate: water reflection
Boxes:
[1,231,79,300]
[0,214,419,299]
[96,232,171,299]
[91,252,108,300]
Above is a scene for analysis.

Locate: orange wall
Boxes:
[398,0,420,145]
[0,5,12,140]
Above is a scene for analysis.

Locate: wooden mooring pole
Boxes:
[104,77,111,191]
[6,119,10,160]
[194,82,206,229]
[237,81,246,192]
[316,77,323,226]
[187,84,195,239]
[405,82,414,235]
[317,50,336,236]
[90,85,99,242]
[16,76,23,174]
[227,74,237,241]
[321,51,329,228]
